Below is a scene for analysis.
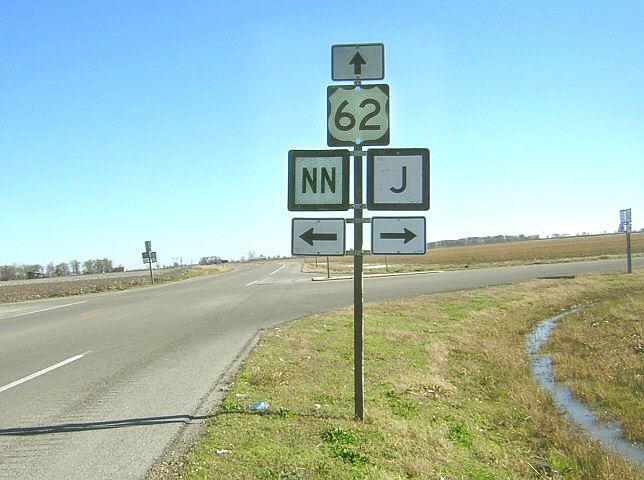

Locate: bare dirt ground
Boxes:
[0,266,228,304]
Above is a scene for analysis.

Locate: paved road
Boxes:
[0,258,641,479]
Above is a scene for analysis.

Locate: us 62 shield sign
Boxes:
[327,84,389,147]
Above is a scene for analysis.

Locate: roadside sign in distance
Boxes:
[620,208,632,224]
[292,218,346,256]
[371,217,426,255]
[145,241,151,252]
[327,84,390,147]
[367,148,430,210]
[332,43,384,81]
[288,150,350,211]
[150,252,157,263]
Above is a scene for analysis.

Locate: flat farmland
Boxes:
[0,264,230,303]
[302,233,643,274]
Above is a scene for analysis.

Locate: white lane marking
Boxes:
[269,264,286,276]
[0,351,91,394]
[246,280,258,286]
[5,301,88,319]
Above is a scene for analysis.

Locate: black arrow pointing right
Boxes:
[380,228,417,244]
[300,228,338,246]
[349,52,366,75]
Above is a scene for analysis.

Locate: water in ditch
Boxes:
[526,307,644,467]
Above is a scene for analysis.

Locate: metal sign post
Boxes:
[626,227,632,274]
[353,144,365,421]
[619,209,632,274]
[288,43,430,422]
[142,241,155,285]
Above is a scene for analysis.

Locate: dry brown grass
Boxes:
[546,286,643,443]
[301,233,644,273]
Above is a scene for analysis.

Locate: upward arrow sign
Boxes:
[349,52,366,75]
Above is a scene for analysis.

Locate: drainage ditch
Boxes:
[526,306,644,467]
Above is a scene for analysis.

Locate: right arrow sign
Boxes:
[371,217,426,255]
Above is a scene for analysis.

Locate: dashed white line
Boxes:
[269,264,286,276]
[5,300,88,319]
[0,351,91,394]
[246,280,258,286]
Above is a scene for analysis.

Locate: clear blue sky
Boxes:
[2,1,642,268]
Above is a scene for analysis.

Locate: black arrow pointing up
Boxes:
[300,228,338,246]
[349,52,366,75]
[380,228,417,244]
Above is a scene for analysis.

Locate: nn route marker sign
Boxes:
[371,217,426,255]
[287,42,431,421]
[367,148,430,210]
[332,43,384,81]
[291,218,346,256]
[288,150,350,211]
[327,84,390,147]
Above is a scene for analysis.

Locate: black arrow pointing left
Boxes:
[300,228,338,246]
[349,52,366,75]
[380,228,416,244]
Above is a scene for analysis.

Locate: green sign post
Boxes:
[142,241,156,284]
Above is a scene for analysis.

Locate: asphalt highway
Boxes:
[0,258,641,479]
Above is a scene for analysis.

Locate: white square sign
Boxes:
[367,148,429,210]
[332,43,384,81]
[288,150,350,211]
[292,218,346,256]
[371,217,426,255]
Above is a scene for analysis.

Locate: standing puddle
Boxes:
[526,307,644,467]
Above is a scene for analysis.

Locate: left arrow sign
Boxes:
[300,228,338,246]
[292,218,346,256]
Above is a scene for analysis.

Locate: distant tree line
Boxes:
[0,258,118,281]
[198,256,226,265]
[427,234,540,248]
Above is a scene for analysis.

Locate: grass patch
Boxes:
[545,281,644,443]
[182,269,644,479]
